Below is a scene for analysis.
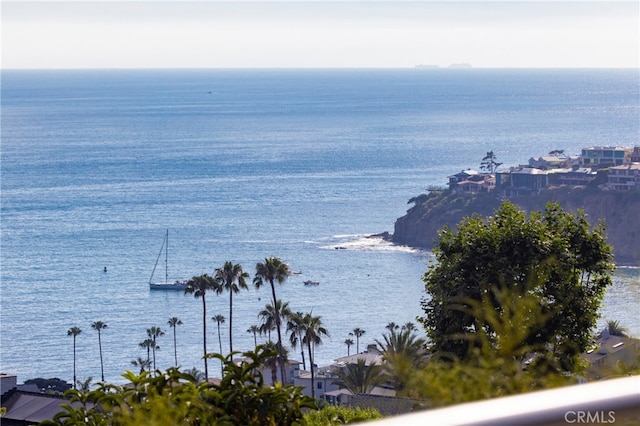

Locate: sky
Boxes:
[1,1,638,69]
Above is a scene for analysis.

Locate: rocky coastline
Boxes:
[391,186,640,266]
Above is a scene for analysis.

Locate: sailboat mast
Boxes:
[165,229,169,284]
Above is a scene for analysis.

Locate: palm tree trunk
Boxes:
[252,330,257,347]
[152,339,157,371]
[299,331,306,370]
[308,340,315,399]
[229,291,233,359]
[269,280,287,384]
[271,365,278,385]
[217,323,223,376]
[72,336,77,389]
[202,295,209,381]
[98,331,105,382]
[173,328,178,366]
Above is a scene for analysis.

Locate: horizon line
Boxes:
[2,66,639,71]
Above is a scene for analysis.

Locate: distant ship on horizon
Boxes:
[414,63,472,69]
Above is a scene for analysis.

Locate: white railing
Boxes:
[372,375,640,425]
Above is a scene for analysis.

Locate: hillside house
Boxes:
[293,346,390,400]
[447,169,495,194]
[496,167,551,196]
[554,167,597,186]
[583,330,640,377]
[607,163,640,191]
[1,374,86,425]
[580,146,631,167]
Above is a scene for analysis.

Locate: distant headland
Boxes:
[391,146,640,266]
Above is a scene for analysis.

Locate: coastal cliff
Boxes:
[392,187,640,266]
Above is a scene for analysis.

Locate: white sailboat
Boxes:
[149,230,188,290]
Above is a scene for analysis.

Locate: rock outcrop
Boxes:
[392,187,640,266]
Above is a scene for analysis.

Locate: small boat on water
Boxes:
[303,280,319,286]
[149,230,188,291]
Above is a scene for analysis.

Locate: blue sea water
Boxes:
[1,69,639,384]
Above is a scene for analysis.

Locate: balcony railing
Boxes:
[371,375,639,425]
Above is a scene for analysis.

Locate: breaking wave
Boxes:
[318,233,423,253]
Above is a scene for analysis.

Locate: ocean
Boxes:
[1,68,638,384]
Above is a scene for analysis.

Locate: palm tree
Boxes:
[262,341,287,386]
[385,322,399,331]
[247,325,260,348]
[146,326,165,371]
[375,324,427,362]
[350,327,366,354]
[344,338,354,357]
[212,314,226,376]
[91,321,107,382]
[287,311,307,370]
[254,257,290,383]
[167,317,183,366]
[402,322,416,332]
[185,273,221,381]
[375,324,428,393]
[300,312,329,399]
[258,300,292,344]
[139,338,155,372]
[67,326,82,389]
[212,314,225,354]
[607,320,629,337]
[259,320,276,342]
[76,377,93,392]
[131,357,151,374]
[332,359,387,394]
[215,261,249,359]
[183,367,206,383]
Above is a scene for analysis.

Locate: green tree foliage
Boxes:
[408,356,572,408]
[419,202,614,373]
[41,346,317,426]
[23,378,71,395]
[304,405,381,426]
[406,285,575,406]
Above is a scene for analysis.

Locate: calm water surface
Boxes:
[1,69,638,384]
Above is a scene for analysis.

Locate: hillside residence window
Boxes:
[317,382,323,389]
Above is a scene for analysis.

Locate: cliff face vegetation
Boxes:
[392,187,640,266]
